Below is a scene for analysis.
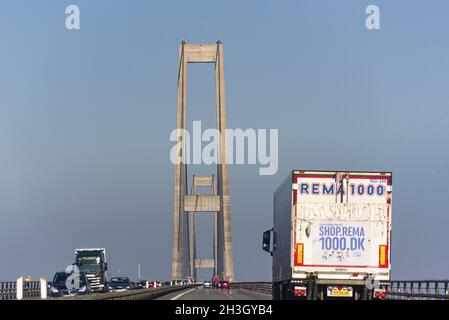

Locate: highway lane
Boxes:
[157,287,272,300]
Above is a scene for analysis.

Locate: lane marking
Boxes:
[170,287,196,300]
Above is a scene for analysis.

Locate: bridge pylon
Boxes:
[171,41,235,282]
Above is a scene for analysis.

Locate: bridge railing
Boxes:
[4,279,449,300]
[232,280,449,300]
[388,280,449,300]
[0,282,17,300]
[1,281,195,300]
[1,280,43,300]
[52,284,197,300]
[22,281,42,299]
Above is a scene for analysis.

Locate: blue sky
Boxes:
[1,0,449,281]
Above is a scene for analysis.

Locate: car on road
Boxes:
[219,281,230,289]
[49,271,92,297]
[107,277,132,292]
[148,281,161,288]
[131,281,143,289]
[203,281,212,288]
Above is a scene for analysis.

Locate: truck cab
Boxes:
[75,248,108,293]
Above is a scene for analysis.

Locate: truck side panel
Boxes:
[272,173,293,282]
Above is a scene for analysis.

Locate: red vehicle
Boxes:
[148,281,161,288]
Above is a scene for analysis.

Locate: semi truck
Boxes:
[263,170,392,300]
[75,248,108,292]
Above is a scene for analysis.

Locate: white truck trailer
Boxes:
[263,170,392,300]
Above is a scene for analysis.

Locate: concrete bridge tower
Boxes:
[171,41,235,282]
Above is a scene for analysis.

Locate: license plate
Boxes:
[327,287,353,297]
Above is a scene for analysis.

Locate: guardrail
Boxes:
[232,281,449,300]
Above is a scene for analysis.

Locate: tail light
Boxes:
[373,289,387,299]
[294,243,304,266]
[294,286,307,297]
[379,245,388,268]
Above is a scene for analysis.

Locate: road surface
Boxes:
[157,287,272,300]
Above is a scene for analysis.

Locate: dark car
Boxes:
[131,281,143,289]
[107,277,132,292]
[50,271,92,297]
